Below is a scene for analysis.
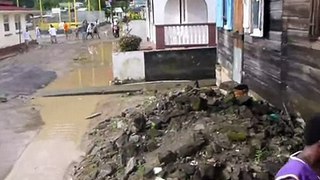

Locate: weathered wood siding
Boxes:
[242,0,284,107]
[283,0,320,119]
[217,29,234,78]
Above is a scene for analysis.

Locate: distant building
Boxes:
[0,1,38,49]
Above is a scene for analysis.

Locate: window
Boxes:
[243,0,264,37]
[15,15,21,31]
[309,0,320,40]
[3,15,10,32]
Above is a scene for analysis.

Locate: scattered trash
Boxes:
[153,167,163,175]
[85,112,102,119]
[0,94,8,103]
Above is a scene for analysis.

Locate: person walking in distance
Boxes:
[93,22,100,39]
[23,27,32,52]
[75,24,80,40]
[48,24,58,44]
[35,25,41,43]
[81,20,88,41]
[63,21,69,39]
[86,23,94,39]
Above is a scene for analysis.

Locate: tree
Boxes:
[12,0,35,8]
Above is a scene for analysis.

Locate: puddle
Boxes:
[5,96,107,180]
[46,42,113,90]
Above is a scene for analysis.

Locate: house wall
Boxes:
[0,13,28,49]
[217,0,284,108]
[282,0,320,119]
[153,0,216,25]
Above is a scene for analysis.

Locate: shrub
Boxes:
[119,35,142,52]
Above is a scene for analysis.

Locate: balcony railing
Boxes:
[155,23,216,49]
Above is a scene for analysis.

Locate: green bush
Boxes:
[119,35,142,52]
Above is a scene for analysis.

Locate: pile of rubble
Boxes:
[73,84,305,180]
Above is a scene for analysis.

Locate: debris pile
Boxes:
[73,85,305,180]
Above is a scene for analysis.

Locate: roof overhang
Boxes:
[0,10,40,14]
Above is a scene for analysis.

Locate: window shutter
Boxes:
[216,0,224,28]
[225,0,233,30]
[309,0,320,40]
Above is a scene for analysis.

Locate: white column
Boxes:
[20,14,26,31]
[0,14,4,37]
[9,14,15,34]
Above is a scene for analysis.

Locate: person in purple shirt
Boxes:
[276,114,320,180]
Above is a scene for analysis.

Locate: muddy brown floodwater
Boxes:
[5,96,108,180]
[46,42,114,90]
[5,41,116,180]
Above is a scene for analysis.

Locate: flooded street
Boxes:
[5,96,108,180]
[46,42,114,91]
[4,41,117,180]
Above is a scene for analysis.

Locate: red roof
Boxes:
[0,1,36,11]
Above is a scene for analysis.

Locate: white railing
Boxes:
[164,24,209,46]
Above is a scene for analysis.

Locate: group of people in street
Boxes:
[77,19,101,41]
[23,19,101,50]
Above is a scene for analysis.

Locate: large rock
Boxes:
[158,151,177,165]
[0,94,7,103]
[190,96,208,111]
[179,164,196,175]
[97,163,116,177]
[125,157,136,176]
[177,133,206,158]
[130,112,146,132]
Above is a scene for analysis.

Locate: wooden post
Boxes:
[155,25,165,49]
[208,24,216,46]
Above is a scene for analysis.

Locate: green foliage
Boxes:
[112,0,130,12]
[12,0,34,8]
[119,35,142,52]
[254,148,268,163]
[129,13,142,20]
[227,131,248,142]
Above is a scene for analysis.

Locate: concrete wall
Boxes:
[144,48,216,81]
[129,20,147,42]
[112,51,145,81]
[0,13,29,49]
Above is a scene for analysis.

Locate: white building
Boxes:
[0,1,38,49]
[146,0,217,49]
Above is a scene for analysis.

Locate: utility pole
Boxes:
[74,0,78,23]
[39,0,43,23]
[88,0,91,11]
[110,0,113,23]
[98,0,101,12]
[68,2,71,22]
[16,0,19,7]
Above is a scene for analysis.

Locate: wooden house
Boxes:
[216,0,320,119]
